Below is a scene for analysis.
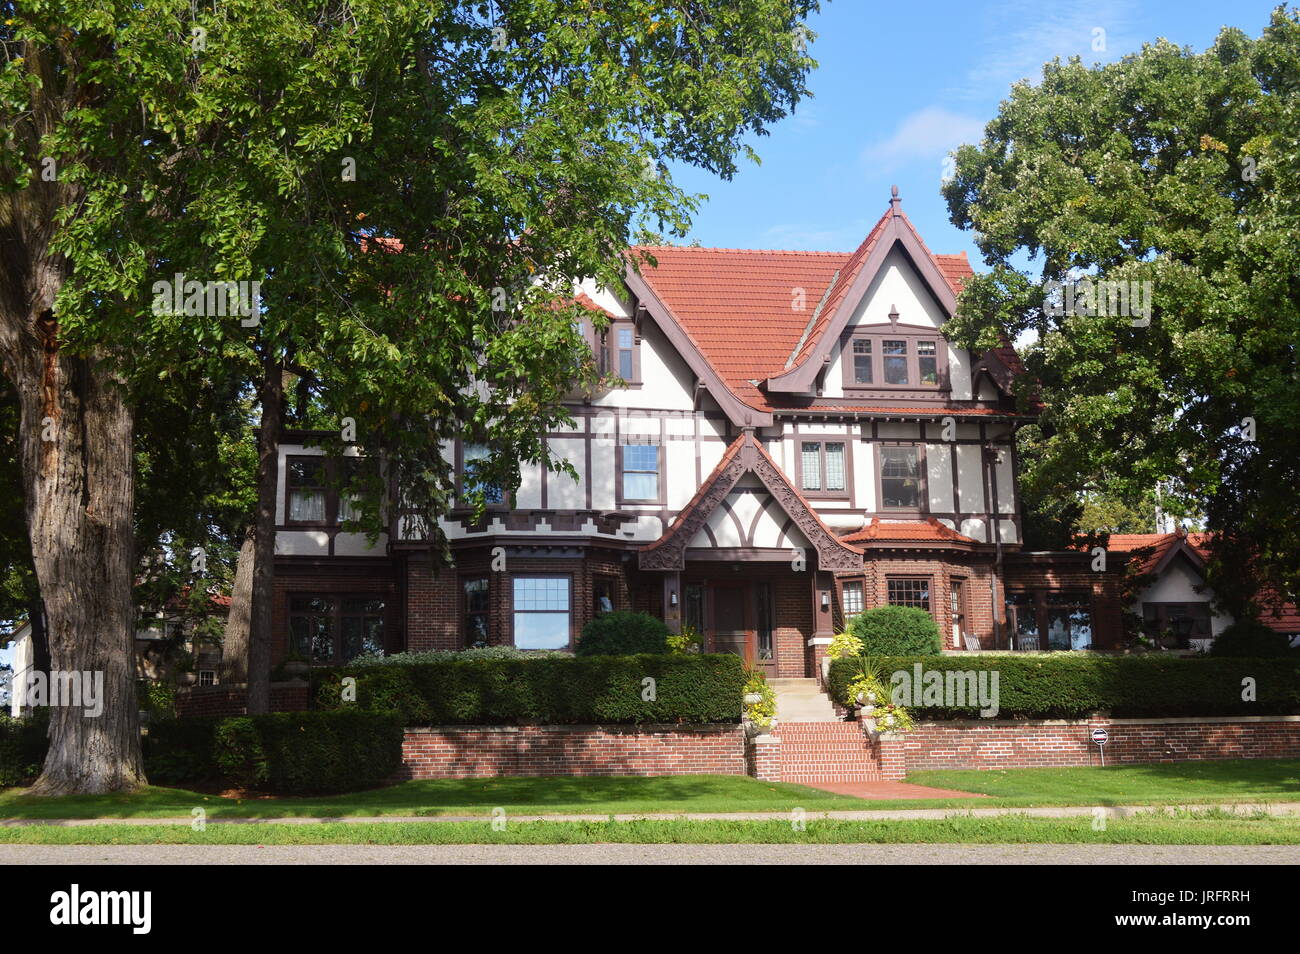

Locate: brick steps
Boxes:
[774,721,882,784]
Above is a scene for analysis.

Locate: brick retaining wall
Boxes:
[876,715,1300,779]
[397,724,746,779]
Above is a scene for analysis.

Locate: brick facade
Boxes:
[396,724,745,779]
[875,715,1300,779]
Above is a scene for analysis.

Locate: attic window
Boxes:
[843,328,947,392]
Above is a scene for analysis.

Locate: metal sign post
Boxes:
[1091,727,1109,766]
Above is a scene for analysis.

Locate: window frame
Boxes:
[876,443,926,513]
[795,435,853,500]
[593,575,617,617]
[284,455,330,527]
[601,318,642,387]
[284,454,378,528]
[510,574,573,651]
[1005,590,1097,652]
[841,324,949,395]
[287,593,389,665]
[886,576,933,612]
[462,575,490,648]
[841,579,865,618]
[455,441,508,509]
[616,442,665,506]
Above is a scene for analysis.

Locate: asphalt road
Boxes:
[2,844,1297,864]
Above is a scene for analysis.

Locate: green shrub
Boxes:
[313,653,747,725]
[143,717,221,785]
[846,606,942,656]
[576,611,670,656]
[0,711,48,787]
[207,711,398,794]
[145,710,403,794]
[827,654,1300,719]
[1210,619,1295,658]
[137,679,177,720]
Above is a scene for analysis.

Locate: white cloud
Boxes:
[860,107,986,171]
[957,0,1140,100]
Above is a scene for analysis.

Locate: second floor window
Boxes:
[462,443,505,505]
[880,446,921,509]
[800,440,847,495]
[602,320,640,383]
[620,443,661,503]
[287,458,327,523]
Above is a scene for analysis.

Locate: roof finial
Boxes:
[890,184,901,213]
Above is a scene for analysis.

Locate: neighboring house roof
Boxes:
[1105,531,1212,577]
[1105,531,1299,635]
[840,516,978,548]
[639,432,864,571]
[624,187,1015,423]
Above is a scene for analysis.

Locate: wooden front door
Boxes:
[706,580,777,676]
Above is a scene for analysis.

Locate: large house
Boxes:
[272,189,1124,678]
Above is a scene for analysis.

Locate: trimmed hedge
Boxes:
[1210,619,1296,658]
[846,606,942,656]
[313,653,747,725]
[828,654,1300,720]
[576,611,670,656]
[0,711,48,787]
[144,710,403,794]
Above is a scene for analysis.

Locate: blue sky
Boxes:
[667,0,1285,260]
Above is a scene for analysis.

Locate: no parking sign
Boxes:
[1092,727,1108,765]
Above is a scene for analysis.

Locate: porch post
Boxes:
[662,571,682,634]
[811,569,834,640]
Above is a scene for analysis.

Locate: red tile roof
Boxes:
[840,516,977,545]
[1106,532,1298,635]
[1104,531,1212,576]
[630,208,1002,415]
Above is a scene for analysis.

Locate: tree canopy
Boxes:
[942,7,1300,619]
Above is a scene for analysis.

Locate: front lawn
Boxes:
[2,759,1295,819]
[906,759,1300,806]
[0,810,1295,845]
[0,775,874,819]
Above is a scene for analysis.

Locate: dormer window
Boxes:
[842,327,947,393]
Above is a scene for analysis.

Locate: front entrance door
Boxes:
[705,580,777,676]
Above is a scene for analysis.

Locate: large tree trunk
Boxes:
[17,319,143,794]
[219,525,255,685]
[246,358,283,714]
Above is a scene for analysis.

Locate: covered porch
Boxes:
[638,432,863,678]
